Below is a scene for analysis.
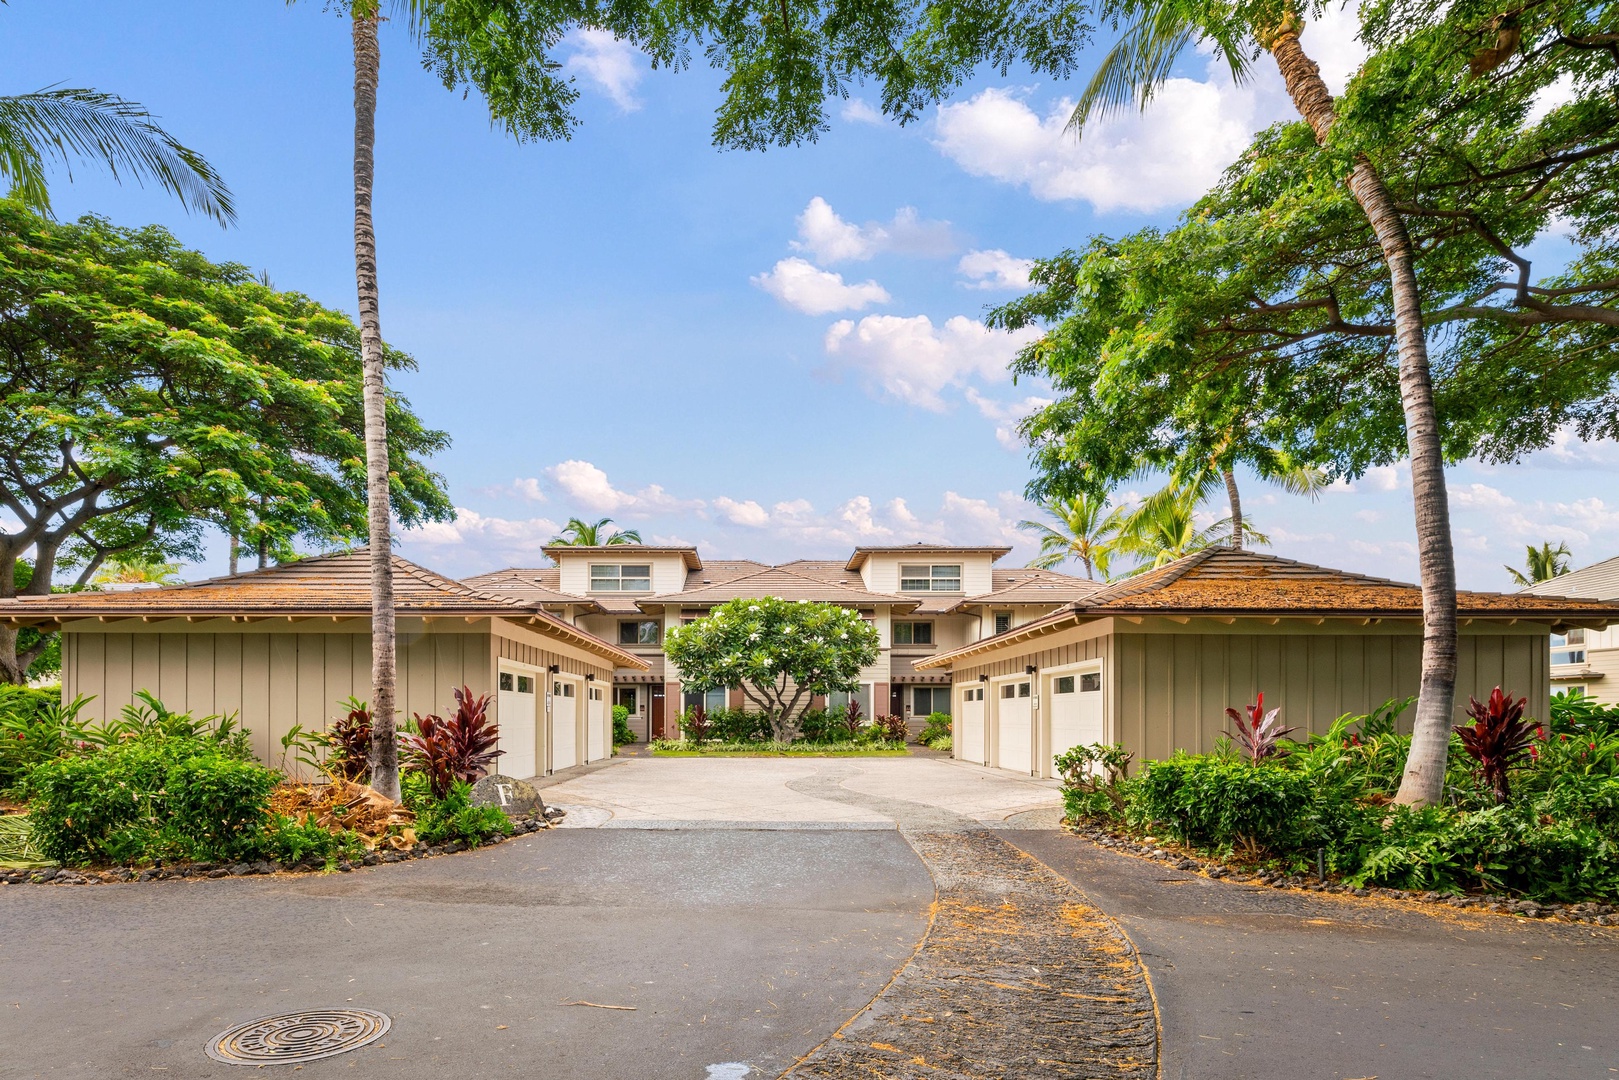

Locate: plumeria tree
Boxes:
[663,597,880,742]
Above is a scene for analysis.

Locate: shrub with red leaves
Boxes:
[326,698,373,782]
[876,713,909,742]
[681,705,712,743]
[1224,692,1296,763]
[1455,686,1536,802]
[840,697,864,739]
[403,686,502,799]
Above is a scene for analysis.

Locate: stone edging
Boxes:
[0,813,559,887]
[1067,822,1619,927]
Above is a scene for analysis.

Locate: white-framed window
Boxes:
[1552,629,1587,666]
[899,564,962,592]
[994,612,1012,635]
[892,621,934,645]
[963,686,984,702]
[682,687,728,711]
[554,681,576,698]
[498,672,535,693]
[619,619,660,645]
[590,563,653,592]
[588,686,603,702]
[828,684,874,717]
[912,686,950,715]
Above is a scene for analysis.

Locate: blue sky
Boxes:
[4,2,1614,590]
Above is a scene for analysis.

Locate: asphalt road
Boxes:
[0,830,933,1080]
[1007,830,1619,1080]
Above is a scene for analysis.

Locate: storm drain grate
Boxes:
[205,1009,390,1065]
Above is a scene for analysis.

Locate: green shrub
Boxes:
[612,704,636,745]
[927,734,952,753]
[701,707,768,742]
[0,689,94,794]
[28,738,279,865]
[263,814,365,867]
[401,774,511,847]
[1131,756,1319,853]
[918,712,952,744]
[1550,689,1619,739]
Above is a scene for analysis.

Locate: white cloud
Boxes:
[403,508,562,567]
[564,29,643,111]
[1451,483,1516,510]
[751,257,890,314]
[823,314,1042,410]
[512,477,546,501]
[841,98,884,125]
[714,496,770,527]
[958,249,1035,290]
[931,4,1366,213]
[791,197,956,264]
[544,460,703,516]
[964,387,1053,450]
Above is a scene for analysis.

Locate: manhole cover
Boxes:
[205,1009,390,1065]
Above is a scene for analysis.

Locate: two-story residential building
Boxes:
[1522,554,1619,704]
[464,543,1104,740]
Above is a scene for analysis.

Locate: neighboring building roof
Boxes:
[641,565,919,610]
[844,544,1013,571]
[917,548,1619,669]
[459,569,604,611]
[0,549,647,669]
[542,544,703,570]
[944,568,1107,611]
[1521,555,1619,601]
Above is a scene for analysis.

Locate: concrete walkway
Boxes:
[539,755,1064,830]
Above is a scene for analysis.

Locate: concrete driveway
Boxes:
[538,755,1064,829]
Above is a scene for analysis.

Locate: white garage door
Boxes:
[1049,669,1104,776]
[551,679,579,772]
[496,670,538,779]
[996,679,1033,775]
[958,685,987,764]
[586,685,607,762]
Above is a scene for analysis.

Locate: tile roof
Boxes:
[943,568,1105,610]
[542,544,703,569]
[641,565,918,609]
[0,550,647,669]
[916,548,1619,669]
[844,544,1012,570]
[458,569,603,610]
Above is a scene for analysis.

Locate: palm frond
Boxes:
[0,87,235,224]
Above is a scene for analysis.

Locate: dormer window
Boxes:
[900,564,962,592]
[591,563,653,592]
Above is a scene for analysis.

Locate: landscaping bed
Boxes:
[0,684,545,884]
[1058,690,1619,911]
[650,739,911,757]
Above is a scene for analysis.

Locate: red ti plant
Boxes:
[1454,687,1535,802]
[326,697,373,782]
[840,696,864,739]
[876,713,909,742]
[1224,693,1296,763]
[682,705,712,743]
[403,686,502,799]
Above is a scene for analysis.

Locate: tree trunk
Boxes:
[228,532,239,576]
[1268,27,1457,807]
[352,9,401,802]
[1222,468,1244,549]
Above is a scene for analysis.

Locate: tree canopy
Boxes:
[663,597,880,740]
[0,202,452,681]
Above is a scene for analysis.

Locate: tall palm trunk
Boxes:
[1268,26,1457,806]
[1222,468,1243,549]
[352,9,401,802]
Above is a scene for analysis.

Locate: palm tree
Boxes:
[550,517,644,546]
[347,3,404,800]
[0,88,234,223]
[1158,448,1328,550]
[1019,495,1125,580]
[1506,542,1572,586]
[1070,0,1459,807]
[92,555,183,586]
[1113,489,1223,572]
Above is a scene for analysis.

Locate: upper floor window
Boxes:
[620,619,660,646]
[1552,628,1587,666]
[994,612,1012,635]
[893,621,934,646]
[900,564,962,592]
[591,563,652,592]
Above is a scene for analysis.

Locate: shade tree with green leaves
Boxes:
[663,597,880,742]
[0,202,452,684]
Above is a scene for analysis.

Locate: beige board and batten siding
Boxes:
[1111,620,1550,763]
[60,619,491,768]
